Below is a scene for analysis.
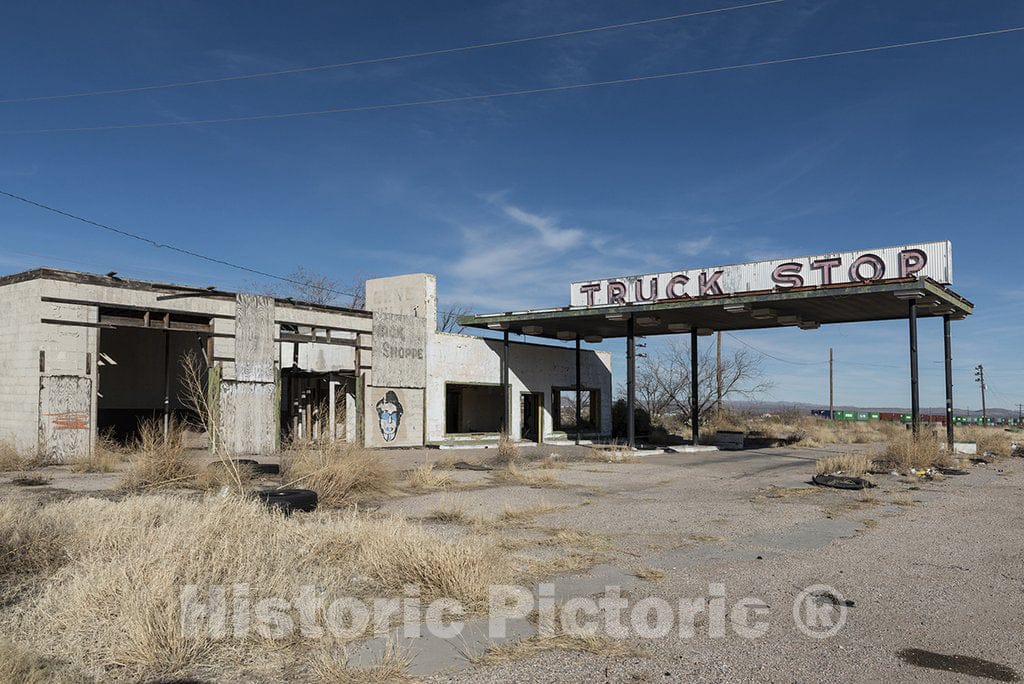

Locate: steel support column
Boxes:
[501,329,510,434]
[626,317,636,449]
[575,337,582,446]
[162,329,171,443]
[690,328,699,445]
[909,300,920,435]
[943,314,954,451]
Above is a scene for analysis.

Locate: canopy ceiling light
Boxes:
[605,313,630,321]
[697,328,714,336]
[583,335,603,343]
[636,316,660,327]
[751,308,777,320]
[893,289,926,300]
[667,323,691,333]
[556,331,577,340]
[723,303,751,313]
[777,315,801,325]
[521,325,544,335]
[487,322,508,330]
[798,321,821,330]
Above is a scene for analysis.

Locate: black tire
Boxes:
[208,460,279,475]
[812,473,875,490]
[937,467,969,476]
[253,488,317,514]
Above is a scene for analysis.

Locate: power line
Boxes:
[0,0,784,105]
[4,24,1023,135]
[724,332,827,365]
[0,188,356,299]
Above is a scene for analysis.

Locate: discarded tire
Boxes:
[812,474,875,490]
[937,467,969,476]
[453,461,493,471]
[253,489,317,514]
[208,460,280,475]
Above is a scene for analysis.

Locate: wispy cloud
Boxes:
[678,234,716,256]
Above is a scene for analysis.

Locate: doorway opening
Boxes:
[445,383,504,434]
[520,392,543,442]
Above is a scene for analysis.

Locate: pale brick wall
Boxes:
[0,280,44,452]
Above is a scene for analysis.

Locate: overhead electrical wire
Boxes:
[3,24,1023,134]
[0,188,357,299]
[0,0,784,104]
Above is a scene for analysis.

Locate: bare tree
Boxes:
[632,340,770,424]
[437,305,471,333]
[178,348,215,446]
[252,267,366,309]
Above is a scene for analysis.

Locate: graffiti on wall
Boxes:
[375,390,404,442]
[364,386,422,448]
[39,375,92,462]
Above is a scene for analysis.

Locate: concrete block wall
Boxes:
[426,332,613,443]
[0,280,44,452]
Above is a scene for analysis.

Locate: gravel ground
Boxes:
[418,447,1024,683]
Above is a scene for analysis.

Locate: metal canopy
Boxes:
[459,277,972,340]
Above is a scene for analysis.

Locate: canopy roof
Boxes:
[459,277,972,341]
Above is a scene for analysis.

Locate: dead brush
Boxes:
[883,430,948,472]
[491,432,521,466]
[406,463,453,491]
[281,439,394,507]
[193,460,254,492]
[0,441,43,472]
[2,494,512,676]
[70,433,126,473]
[309,641,413,683]
[491,463,562,488]
[815,453,874,476]
[0,639,53,684]
[471,633,648,665]
[955,425,1012,457]
[118,419,195,491]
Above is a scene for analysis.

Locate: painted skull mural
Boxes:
[375,390,404,442]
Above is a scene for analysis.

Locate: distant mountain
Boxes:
[726,399,1020,420]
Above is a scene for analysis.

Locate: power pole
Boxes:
[716,331,723,418]
[974,364,987,425]
[1017,403,1022,424]
[829,347,834,420]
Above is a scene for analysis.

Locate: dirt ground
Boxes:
[2,441,1021,682]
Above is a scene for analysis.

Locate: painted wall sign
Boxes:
[570,241,952,308]
[364,386,423,448]
[371,311,427,388]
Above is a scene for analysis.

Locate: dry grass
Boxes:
[193,461,255,492]
[496,503,566,524]
[424,506,468,524]
[583,447,639,464]
[0,441,41,472]
[0,639,54,684]
[472,634,647,665]
[491,463,563,488]
[0,494,512,679]
[406,463,453,491]
[883,431,949,472]
[309,642,413,683]
[536,528,616,552]
[956,425,1014,458]
[10,476,49,487]
[815,453,875,476]
[282,440,394,507]
[706,415,895,448]
[492,433,521,466]
[118,419,196,491]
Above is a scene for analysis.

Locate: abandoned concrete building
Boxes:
[0,268,612,459]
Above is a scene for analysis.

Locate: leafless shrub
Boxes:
[282,440,393,507]
[406,463,453,491]
[955,425,1012,457]
[309,641,412,683]
[491,433,521,466]
[118,419,196,491]
[815,453,874,476]
[884,431,948,472]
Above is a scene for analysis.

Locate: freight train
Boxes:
[810,409,1021,426]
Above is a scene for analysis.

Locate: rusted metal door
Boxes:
[39,375,92,462]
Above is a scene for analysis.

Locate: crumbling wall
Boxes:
[218,294,277,455]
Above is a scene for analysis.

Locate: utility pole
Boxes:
[829,347,834,420]
[974,364,987,426]
[1017,403,1022,424]
[716,331,723,418]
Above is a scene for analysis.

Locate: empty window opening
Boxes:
[553,388,599,432]
[97,324,210,444]
[445,384,504,434]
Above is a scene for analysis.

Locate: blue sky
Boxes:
[1,0,1022,411]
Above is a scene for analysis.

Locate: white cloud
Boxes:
[678,234,716,257]
[499,203,585,251]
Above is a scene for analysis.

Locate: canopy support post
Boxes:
[691,328,699,446]
[626,317,636,449]
[909,300,920,436]
[944,314,954,451]
[501,329,510,435]
[575,337,582,446]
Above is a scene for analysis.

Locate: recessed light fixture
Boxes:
[751,308,777,320]
[605,313,629,321]
[777,315,801,325]
[522,325,543,335]
[798,321,820,330]
[557,331,577,340]
[894,289,926,300]
[667,323,691,333]
[636,316,660,327]
[697,328,714,336]
[723,303,750,313]
[584,335,603,343]
[487,322,508,330]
